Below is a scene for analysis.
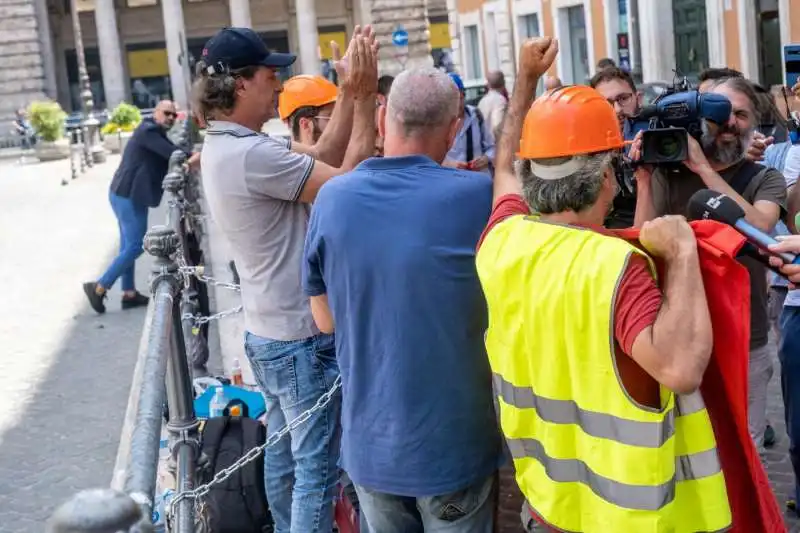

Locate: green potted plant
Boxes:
[27,100,70,161]
[102,102,141,154]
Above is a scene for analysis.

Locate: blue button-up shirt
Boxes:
[445,106,496,174]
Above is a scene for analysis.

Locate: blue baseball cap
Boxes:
[202,27,296,74]
[448,72,465,93]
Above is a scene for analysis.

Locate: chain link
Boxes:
[179,265,241,292]
[182,305,243,326]
[167,375,342,524]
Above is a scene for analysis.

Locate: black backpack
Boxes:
[200,403,274,533]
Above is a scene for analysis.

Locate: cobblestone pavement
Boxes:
[496,340,800,532]
[0,155,154,532]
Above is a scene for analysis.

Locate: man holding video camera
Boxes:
[632,75,787,455]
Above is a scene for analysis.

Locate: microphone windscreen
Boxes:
[686,189,745,226]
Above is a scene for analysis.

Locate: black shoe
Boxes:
[121,292,149,310]
[83,282,106,314]
[765,424,777,448]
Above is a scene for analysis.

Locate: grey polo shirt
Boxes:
[201,120,319,341]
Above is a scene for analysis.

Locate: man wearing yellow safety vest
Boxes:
[476,38,732,532]
[278,75,338,145]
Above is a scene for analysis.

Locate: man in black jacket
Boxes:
[83,100,198,313]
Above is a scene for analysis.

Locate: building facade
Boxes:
[447,0,800,91]
[0,0,451,125]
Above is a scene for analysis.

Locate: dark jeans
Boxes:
[98,193,148,291]
[779,306,800,504]
[354,473,497,533]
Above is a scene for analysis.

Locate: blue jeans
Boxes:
[354,473,497,533]
[244,331,341,533]
[779,306,800,504]
[98,193,148,291]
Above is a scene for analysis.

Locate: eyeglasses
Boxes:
[163,111,177,118]
[315,115,332,122]
[607,93,634,107]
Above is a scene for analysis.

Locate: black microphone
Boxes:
[686,189,799,265]
[736,242,786,278]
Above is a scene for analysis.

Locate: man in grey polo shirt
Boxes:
[195,26,377,533]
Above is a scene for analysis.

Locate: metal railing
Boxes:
[48,120,209,533]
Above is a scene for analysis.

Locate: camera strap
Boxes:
[727,161,767,198]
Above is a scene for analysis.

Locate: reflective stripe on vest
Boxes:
[476,216,731,533]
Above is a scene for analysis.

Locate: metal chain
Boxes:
[182,305,243,326]
[167,375,342,524]
[179,266,241,292]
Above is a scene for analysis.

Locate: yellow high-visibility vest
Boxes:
[476,215,731,533]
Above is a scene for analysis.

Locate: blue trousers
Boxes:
[98,192,148,291]
[244,331,341,533]
[779,306,800,504]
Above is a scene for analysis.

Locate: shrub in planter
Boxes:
[103,102,141,153]
[109,102,141,129]
[27,100,66,142]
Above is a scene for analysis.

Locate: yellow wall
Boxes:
[430,22,452,49]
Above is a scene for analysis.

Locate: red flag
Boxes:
[616,221,786,533]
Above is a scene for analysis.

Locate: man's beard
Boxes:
[701,121,749,166]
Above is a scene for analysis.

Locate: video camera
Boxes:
[630,77,732,164]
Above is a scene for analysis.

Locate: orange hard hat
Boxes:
[278,75,338,120]
[518,85,624,159]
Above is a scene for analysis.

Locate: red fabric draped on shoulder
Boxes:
[615,220,785,533]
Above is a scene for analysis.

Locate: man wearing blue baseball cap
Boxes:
[195,25,379,533]
[443,72,496,174]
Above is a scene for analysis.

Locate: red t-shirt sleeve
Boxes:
[614,255,662,354]
[477,194,530,250]
[478,195,661,355]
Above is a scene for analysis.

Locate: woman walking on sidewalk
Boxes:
[83,100,199,314]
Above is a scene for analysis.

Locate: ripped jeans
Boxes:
[353,473,497,533]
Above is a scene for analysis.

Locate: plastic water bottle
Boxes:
[231,358,243,386]
[209,386,227,418]
[152,489,174,532]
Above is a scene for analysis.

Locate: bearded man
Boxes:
[633,75,786,457]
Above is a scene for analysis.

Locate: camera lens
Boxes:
[656,132,681,159]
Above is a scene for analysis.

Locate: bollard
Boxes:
[46,488,141,533]
[78,129,86,173]
[83,125,94,168]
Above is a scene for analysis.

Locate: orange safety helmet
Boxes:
[278,75,338,121]
[518,85,624,160]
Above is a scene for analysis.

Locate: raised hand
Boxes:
[518,37,559,83]
[335,25,379,97]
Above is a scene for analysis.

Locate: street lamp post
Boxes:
[70,0,106,164]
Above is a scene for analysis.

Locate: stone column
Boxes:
[161,0,190,109]
[229,0,252,28]
[95,0,127,108]
[494,1,515,86]
[636,0,674,83]
[32,0,58,100]
[445,0,461,74]
[367,0,432,77]
[295,0,320,75]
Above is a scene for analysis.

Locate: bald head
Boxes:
[154,100,177,128]
[487,70,505,90]
[544,76,562,91]
[383,67,460,162]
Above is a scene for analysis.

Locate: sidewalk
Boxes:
[0,154,156,531]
